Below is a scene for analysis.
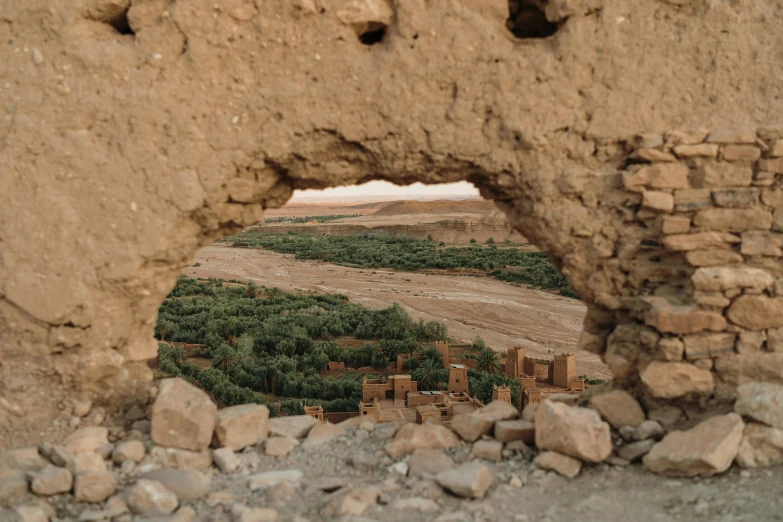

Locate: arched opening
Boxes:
[150,180,605,421]
[506,0,561,39]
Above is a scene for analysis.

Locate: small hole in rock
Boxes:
[358,23,386,45]
[108,9,134,35]
[507,0,560,39]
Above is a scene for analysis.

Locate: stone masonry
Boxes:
[3,0,783,443]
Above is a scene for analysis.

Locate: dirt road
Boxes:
[184,245,609,379]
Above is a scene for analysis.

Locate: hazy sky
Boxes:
[291,181,480,200]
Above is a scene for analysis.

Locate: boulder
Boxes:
[407,448,454,478]
[151,378,217,451]
[268,415,317,439]
[436,461,494,499]
[302,422,345,449]
[127,479,179,515]
[385,423,461,458]
[8,448,47,472]
[74,472,117,503]
[30,466,73,496]
[734,381,783,428]
[142,468,210,501]
[213,404,270,451]
[692,267,773,293]
[264,437,300,458]
[643,413,744,476]
[735,422,783,468]
[472,439,502,461]
[450,414,493,443]
[212,447,240,473]
[112,440,146,464]
[589,390,646,429]
[534,451,582,478]
[640,361,714,399]
[535,401,612,463]
[635,420,666,441]
[474,400,519,422]
[494,419,535,443]
[62,427,109,454]
[68,452,105,474]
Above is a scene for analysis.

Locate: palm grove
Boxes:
[156,277,521,416]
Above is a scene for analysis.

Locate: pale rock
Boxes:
[387,460,408,476]
[692,267,773,293]
[740,231,783,256]
[450,414,493,443]
[734,381,783,428]
[673,143,719,158]
[508,474,523,488]
[589,390,646,428]
[390,497,440,511]
[735,422,783,468]
[62,427,109,454]
[534,401,612,463]
[0,472,29,501]
[727,296,783,331]
[606,455,630,467]
[266,482,294,506]
[112,440,146,464]
[213,404,270,451]
[474,400,520,422]
[641,191,674,213]
[408,449,454,478]
[302,422,344,449]
[320,486,380,517]
[31,466,73,496]
[693,163,753,187]
[736,330,767,354]
[14,504,50,522]
[9,448,47,471]
[436,461,494,499]
[521,404,538,422]
[265,437,300,458]
[494,419,535,443]
[635,420,666,441]
[142,468,210,501]
[643,413,744,476]
[148,447,212,470]
[268,415,317,439]
[336,0,393,33]
[641,163,690,189]
[41,445,73,468]
[151,378,217,451]
[645,304,727,334]
[69,452,105,474]
[712,187,761,207]
[385,423,461,458]
[127,479,179,515]
[212,447,241,473]
[661,215,691,235]
[544,393,579,406]
[640,361,714,399]
[693,208,772,232]
[533,451,581,479]
[248,470,303,491]
[74,472,117,503]
[662,232,740,252]
[170,506,197,522]
[658,337,684,361]
[683,333,736,359]
[685,250,744,267]
[673,188,712,211]
[238,507,280,522]
[72,398,93,418]
[617,439,655,462]
[706,128,757,144]
[471,439,502,462]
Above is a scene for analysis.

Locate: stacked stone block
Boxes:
[584,125,783,412]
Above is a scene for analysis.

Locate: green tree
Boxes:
[486,237,494,245]
[212,344,238,372]
[414,358,448,391]
[470,238,477,244]
[476,347,501,375]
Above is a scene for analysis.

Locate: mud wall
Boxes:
[2,0,783,440]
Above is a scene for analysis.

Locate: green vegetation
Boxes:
[156,277,528,412]
[223,232,578,298]
[263,214,360,224]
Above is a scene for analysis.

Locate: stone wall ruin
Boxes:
[2,0,783,445]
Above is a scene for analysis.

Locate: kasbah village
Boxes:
[5,1,783,522]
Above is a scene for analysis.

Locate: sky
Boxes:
[291,181,480,201]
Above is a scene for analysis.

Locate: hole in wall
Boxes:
[108,9,134,35]
[83,3,135,36]
[358,23,387,45]
[152,179,604,420]
[506,0,560,39]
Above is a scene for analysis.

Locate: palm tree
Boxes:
[476,348,501,375]
[212,345,238,372]
[419,347,445,368]
[414,359,448,391]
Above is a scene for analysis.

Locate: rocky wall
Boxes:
[2,0,783,443]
